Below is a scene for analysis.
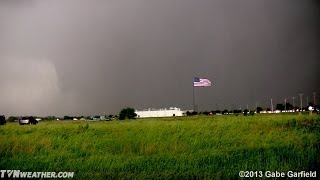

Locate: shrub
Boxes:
[119,107,137,120]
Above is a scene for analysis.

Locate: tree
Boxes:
[233,109,242,114]
[293,106,299,111]
[276,104,285,111]
[45,116,56,120]
[308,102,314,107]
[186,111,192,116]
[256,107,263,113]
[119,107,137,120]
[0,115,6,125]
[222,109,229,115]
[63,116,73,120]
[191,111,198,116]
[285,103,293,110]
[202,111,210,116]
[243,109,249,116]
[7,116,18,122]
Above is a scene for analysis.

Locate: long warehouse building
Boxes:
[135,107,185,118]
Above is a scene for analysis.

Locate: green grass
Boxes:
[0,114,319,179]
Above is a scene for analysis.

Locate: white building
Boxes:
[135,107,184,118]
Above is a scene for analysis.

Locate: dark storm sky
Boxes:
[0,0,319,116]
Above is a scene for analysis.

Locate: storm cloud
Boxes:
[0,0,319,116]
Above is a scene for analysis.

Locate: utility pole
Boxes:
[271,98,273,112]
[292,97,296,112]
[284,98,287,111]
[313,92,316,106]
[306,96,309,107]
[292,97,296,108]
[247,104,249,110]
[299,93,303,112]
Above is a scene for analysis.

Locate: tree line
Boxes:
[4,102,319,122]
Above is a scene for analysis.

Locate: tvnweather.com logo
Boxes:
[1,170,74,179]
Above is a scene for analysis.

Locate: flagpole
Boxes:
[193,77,195,112]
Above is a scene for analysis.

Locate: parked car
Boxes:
[19,116,38,125]
[0,115,6,125]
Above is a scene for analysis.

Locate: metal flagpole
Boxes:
[193,77,195,112]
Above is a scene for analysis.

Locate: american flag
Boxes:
[193,77,211,87]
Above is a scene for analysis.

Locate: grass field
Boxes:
[0,114,319,179]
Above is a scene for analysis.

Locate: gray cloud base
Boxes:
[0,0,319,116]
